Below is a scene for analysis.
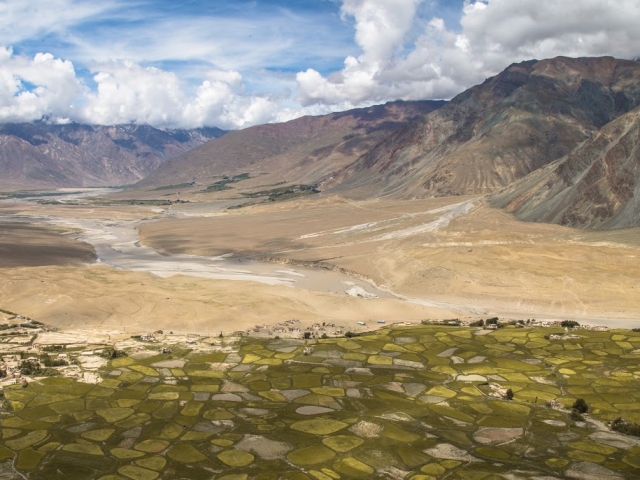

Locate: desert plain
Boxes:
[1,188,639,334]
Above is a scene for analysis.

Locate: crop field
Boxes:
[1,325,640,479]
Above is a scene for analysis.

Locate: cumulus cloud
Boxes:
[182,73,279,129]
[81,61,301,129]
[2,0,640,128]
[0,47,83,123]
[0,48,291,129]
[297,0,640,108]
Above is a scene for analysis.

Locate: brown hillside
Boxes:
[329,57,640,198]
[135,100,445,189]
[492,106,640,229]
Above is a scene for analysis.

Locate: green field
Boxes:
[1,325,640,479]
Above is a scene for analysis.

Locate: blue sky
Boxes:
[0,0,639,129]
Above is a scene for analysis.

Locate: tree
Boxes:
[561,320,580,328]
[572,398,588,414]
[303,331,311,339]
[506,388,514,400]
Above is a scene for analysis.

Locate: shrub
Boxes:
[573,398,589,414]
[19,360,41,376]
[470,319,484,327]
[570,409,584,422]
[561,320,580,328]
[506,388,514,400]
[42,357,67,367]
[345,331,358,338]
[611,417,640,437]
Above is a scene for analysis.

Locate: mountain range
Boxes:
[327,56,640,199]
[0,123,225,190]
[2,56,640,230]
[135,100,445,189]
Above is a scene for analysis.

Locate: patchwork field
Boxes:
[1,324,640,479]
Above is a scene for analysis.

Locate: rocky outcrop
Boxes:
[492,106,640,229]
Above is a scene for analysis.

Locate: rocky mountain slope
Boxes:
[135,100,445,189]
[328,56,640,199]
[0,123,225,190]
[492,106,640,229]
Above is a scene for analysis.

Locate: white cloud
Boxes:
[297,0,640,108]
[81,61,187,127]
[182,72,279,129]
[0,48,297,129]
[0,0,120,45]
[81,61,300,129]
[0,47,83,123]
[341,0,421,65]
[1,0,640,128]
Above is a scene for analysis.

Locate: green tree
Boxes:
[573,398,588,414]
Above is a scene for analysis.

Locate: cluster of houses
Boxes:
[0,355,24,382]
[305,322,343,337]
[241,319,356,339]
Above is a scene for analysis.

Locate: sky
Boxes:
[1,0,640,130]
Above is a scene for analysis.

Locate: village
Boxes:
[0,308,612,396]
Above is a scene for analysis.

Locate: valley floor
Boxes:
[139,194,640,329]
[1,191,639,333]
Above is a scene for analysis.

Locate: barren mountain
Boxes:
[492,106,640,229]
[0,123,225,190]
[329,56,640,198]
[135,100,445,189]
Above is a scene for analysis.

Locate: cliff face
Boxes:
[328,57,640,199]
[135,100,445,189]
[492,106,640,229]
[0,123,225,190]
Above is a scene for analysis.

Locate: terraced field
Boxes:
[1,325,640,479]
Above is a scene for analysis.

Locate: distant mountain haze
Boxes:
[0,123,226,190]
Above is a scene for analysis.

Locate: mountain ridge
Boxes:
[0,122,226,190]
[326,56,640,199]
[492,105,640,229]
[135,100,445,189]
